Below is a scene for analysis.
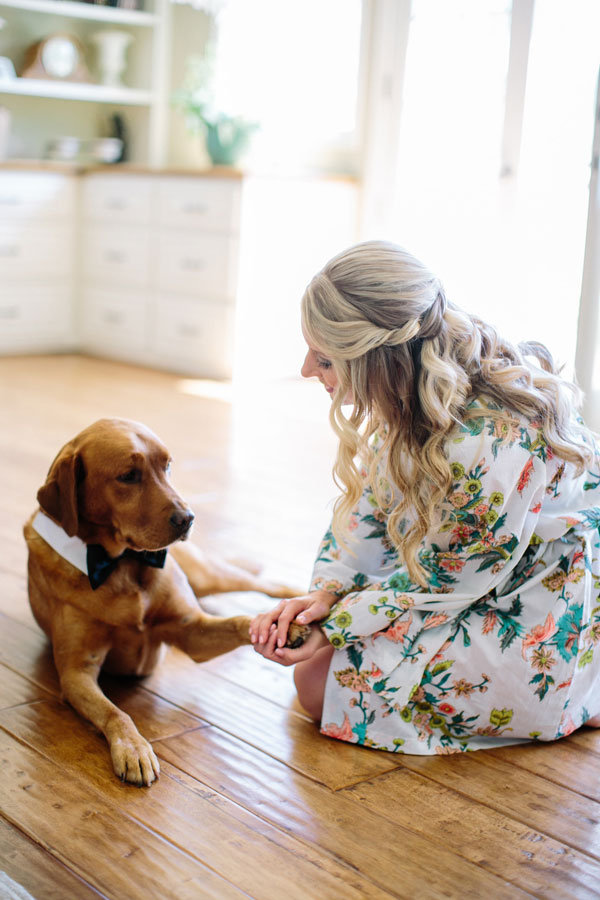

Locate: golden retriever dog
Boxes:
[23,418,307,785]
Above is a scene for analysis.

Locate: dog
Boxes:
[23,418,308,785]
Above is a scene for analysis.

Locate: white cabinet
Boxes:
[0,170,76,352]
[79,171,242,377]
[0,167,241,376]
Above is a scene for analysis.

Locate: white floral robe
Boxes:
[311,400,600,754]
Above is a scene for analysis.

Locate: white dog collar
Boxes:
[31,510,88,575]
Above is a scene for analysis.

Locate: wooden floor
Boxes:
[2,355,600,900]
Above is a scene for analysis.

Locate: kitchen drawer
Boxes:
[82,290,149,352]
[157,233,239,297]
[157,178,241,233]
[0,284,74,349]
[82,175,154,225]
[82,225,153,287]
[0,172,76,221]
[153,294,234,378]
[0,223,74,280]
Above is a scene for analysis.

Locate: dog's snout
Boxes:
[170,509,195,534]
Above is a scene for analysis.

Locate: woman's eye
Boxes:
[117,469,141,484]
[165,461,172,475]
[317,358,332,370]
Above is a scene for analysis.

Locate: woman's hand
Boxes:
[249,590,338,666]
[252,621,330,666]
[250,590,338,649]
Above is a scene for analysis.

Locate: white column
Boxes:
[359,0,412,239]
[575,68,600,430]
[500,0,535,179]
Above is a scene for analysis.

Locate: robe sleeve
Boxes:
[309,472,397,598]
[317,414,556,648]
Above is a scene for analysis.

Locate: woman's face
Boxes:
[301,330,338,395]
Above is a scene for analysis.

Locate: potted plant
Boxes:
[173,54,258,167]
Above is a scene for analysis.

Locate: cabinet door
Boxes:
[153,293,234,379]
[82,175,153,224]
[157,233,239,298]
[158,178,241,234]
[82,290,149,353]
[0,223,74,280]
[0,172,76,221]
[0,284,74,351]
[82,225,153,288]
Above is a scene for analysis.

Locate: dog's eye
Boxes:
[117,469,141,484]
[165,460,172,475]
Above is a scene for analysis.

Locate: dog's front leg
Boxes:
[53,633,160,786]
[156,610,252,663]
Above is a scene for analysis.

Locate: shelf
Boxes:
[0,0,156,25]
[0,77,153,104]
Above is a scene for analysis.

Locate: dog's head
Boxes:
[37,418,194,551]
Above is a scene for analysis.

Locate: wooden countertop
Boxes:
[0,159,245,178]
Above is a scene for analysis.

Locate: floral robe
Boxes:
[311,400,600,754]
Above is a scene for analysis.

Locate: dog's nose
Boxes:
[170,509,195,534]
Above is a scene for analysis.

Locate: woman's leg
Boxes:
[294,645,334,720]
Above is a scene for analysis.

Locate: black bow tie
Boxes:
[86,543,167,590]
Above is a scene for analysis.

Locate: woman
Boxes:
[249,240,600,755]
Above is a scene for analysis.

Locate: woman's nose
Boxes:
[301,353,315,378]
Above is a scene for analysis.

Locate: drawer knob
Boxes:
[0,305,19,319]
[177,323,200,337]
[106,199,127,210]
[0,244,19,258]
[103,310,124,325]
[104,250,126,264]
[182,202,208,215]
[181,257,205,271]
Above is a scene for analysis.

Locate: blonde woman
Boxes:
[250,240,600,755]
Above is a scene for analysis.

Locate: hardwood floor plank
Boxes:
[0,815,105,900]
[0,663,54,710]
[155,724,536,900]
[0,729,250,900]
[0,704,398,900]
[490,739,600,803]
[199,643,299,709]
[0,612,59,695]
[566,727,600,755]
[0,571,37,627]
[397,752,600,859]
[144,646,403,790]
[336,763,600,899]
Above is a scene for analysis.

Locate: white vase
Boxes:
[92,30,133,88]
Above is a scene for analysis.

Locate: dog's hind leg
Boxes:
[170,541,300,599]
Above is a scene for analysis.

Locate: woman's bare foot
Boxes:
[586,715,600,727]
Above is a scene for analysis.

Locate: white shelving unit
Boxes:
[0,0,170,165]
[0,0,157,25]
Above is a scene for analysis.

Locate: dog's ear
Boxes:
[37,447,83,537]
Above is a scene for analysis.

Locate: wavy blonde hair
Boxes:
[301,240,594,587]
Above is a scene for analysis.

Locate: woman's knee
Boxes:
[294,645,333,720]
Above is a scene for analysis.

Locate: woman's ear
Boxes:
[37,448,83,537]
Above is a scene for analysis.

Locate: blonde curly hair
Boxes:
[301,240,594,587]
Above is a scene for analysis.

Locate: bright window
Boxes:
[211,0,364,173]
[391,0,599,372]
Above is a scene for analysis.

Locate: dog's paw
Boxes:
[110,734,160,786]
[286,621,312,649]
